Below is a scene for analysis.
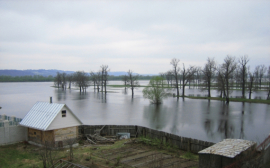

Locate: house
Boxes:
[20,99,83,147]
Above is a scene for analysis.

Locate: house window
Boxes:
[34,132,36,135]
[62,110,66,117]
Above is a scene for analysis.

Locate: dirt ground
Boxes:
[72,139,198,168]
[93,143,198,168]
[0,139,198,168]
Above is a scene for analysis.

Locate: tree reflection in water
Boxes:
[217,102,235,139]
[143,104,168,130]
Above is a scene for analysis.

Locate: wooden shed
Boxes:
[20,101,83,148]
[198,139,256,168]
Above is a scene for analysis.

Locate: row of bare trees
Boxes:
[160,58,198,98]
[54,71,88,92]
[161,56,270,103]
[90,65,109,94]
[54,65,110,93]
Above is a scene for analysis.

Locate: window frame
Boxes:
[62,110,66,117]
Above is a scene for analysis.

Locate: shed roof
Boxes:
[20,102,82,131]
[198,139,256,158]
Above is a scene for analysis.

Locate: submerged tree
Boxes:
[217,56,237,103]
[101,65,109,94]
[247,68,256,99]
[201,57,216,97]
[170,58,181,97]
[73,71,89,92]
[122,74,129,89]
[127,70,140,98]
[238,55,249,98]
[61,72,67,89]
[66,74,73,89]
[181,64,197,96]
[143,76,171,104]
[54,72,62,88]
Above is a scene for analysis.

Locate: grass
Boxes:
[182,96,270,104]
[0,143,42,168]
[181,152,198,160]
[0,139,199,168]
[107,85,147,88]
[137,136,198,161]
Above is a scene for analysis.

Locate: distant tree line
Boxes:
[0,73,152,83]
[160,56,270,103]
[0,75,54,82]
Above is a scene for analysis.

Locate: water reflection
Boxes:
[239,102,245,139]
[54,88,67,101]
[170,99,180,134]
[122,88,128,95]
[217,103,235,139]
[143,105,168,130]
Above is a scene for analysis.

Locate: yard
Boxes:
[0,137,198,168]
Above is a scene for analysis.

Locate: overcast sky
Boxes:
[0,0,269,74]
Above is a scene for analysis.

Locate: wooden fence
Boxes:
[80,125,215,153]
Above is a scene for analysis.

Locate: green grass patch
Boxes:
[179,96,270,104]
[181,152,198,160]
[0,143,42,168]
[107,85,147,88]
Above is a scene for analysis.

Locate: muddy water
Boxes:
[0,81,269,143]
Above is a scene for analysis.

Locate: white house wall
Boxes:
[46,106,81,130]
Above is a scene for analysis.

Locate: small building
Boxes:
[20,100,83,148]
[198,139,256,168]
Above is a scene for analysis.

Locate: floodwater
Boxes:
[0,81,269,143]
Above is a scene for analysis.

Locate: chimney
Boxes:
[50,97,52,103]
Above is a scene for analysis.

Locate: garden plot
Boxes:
[93,144,198,168]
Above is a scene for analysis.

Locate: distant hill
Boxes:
[0,69,156,77]
[0,69,74,77]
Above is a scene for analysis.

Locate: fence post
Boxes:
[4,120,9,145]
[187,138,191,152]
[1,114,6,120]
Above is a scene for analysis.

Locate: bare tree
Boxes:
[101,65,109,94]
[247,68,256,99]
[38,140,58,168]
[90,71,97,90]
[195,67,202,89]
[216,67,226,98]
[127,70,140,98]
[238,55,249,98]
[65,138,78,161]
[54,72,62,88]
[254,65,260,90]
[66,74,73,89]
[96,71,102,92]
[258,65,267,89]
[234,68,242,89]
[73,71,89,92]
[61,73,67,89]
[165,71,173,86]
[181,64,197,96]
[218,56,237,103]
[254,65,267,90]
[170,58,181,97]
[201,57,216,97]
[122,74,129,89]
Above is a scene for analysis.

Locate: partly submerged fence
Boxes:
[80,125,215,153]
